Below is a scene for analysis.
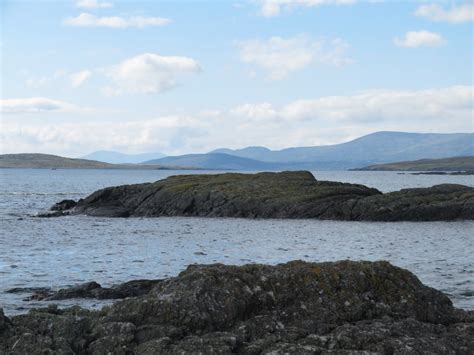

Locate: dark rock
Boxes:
[35,199,79,217]
[110,279,162,298]
[45,281,102,301]
[51,199,77,211]
[1,260,472,354]
[351,183,474,221]
[17,279,162,301]
[44,171,474,221]
[0,309,11,332]
[135,324,184,344]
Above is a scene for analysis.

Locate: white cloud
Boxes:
[258,0,356,18]
[102,53,201,95]
[415,3,474,23]
[63,13,171,28]
[238,35,351,80]
[2,86,471,155]
[1,116,204,156]
[75,0,113,9]
[232,86,472,124]
[70,70,92,87]
[0,97,78,113]
[394,30,446,48]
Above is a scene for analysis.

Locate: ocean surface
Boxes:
[0,168,473,315]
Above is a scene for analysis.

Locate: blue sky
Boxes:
[1,0,472,156]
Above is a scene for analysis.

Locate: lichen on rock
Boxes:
[1,260,473,354]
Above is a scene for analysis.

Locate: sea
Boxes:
[0,168,473,315]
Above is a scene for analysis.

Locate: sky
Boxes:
[0,0,473,157]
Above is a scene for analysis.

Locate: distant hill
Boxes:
[0,153,169,169]
[145,153,283,170]
[210,132,474,169]
[82,150,166,164]
[355,156,474,172]
[211,146,272,160]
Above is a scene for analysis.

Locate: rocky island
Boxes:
[354,156,474,172]
[1,260,473,354]
[44,171,473,221]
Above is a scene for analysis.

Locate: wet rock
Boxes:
[17,279,162,301]
[1,260,473,354]
[46,281,103,300]
[51,199,77,211]
[45,171,474,221]
[35,199,78,217]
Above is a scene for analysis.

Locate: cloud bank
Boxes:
[2,86,471,155]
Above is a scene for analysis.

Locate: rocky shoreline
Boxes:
[1,260,473,354]
[41,171,474,221]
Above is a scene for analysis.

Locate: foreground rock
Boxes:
[43,171,473,221]
[1,260,473,354]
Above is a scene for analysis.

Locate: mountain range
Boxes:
[144,131,473,170]
[82,150,166,164]
[4,132,471,171]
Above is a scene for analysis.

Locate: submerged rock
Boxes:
[0,260,473,354]
[46,171,473,221]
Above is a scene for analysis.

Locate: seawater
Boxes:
[0,168,473,315]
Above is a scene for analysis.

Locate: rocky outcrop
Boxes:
[44,171,474,221]
[7,280,162,301]
[0,260,473,354]
[351,183,474,221]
